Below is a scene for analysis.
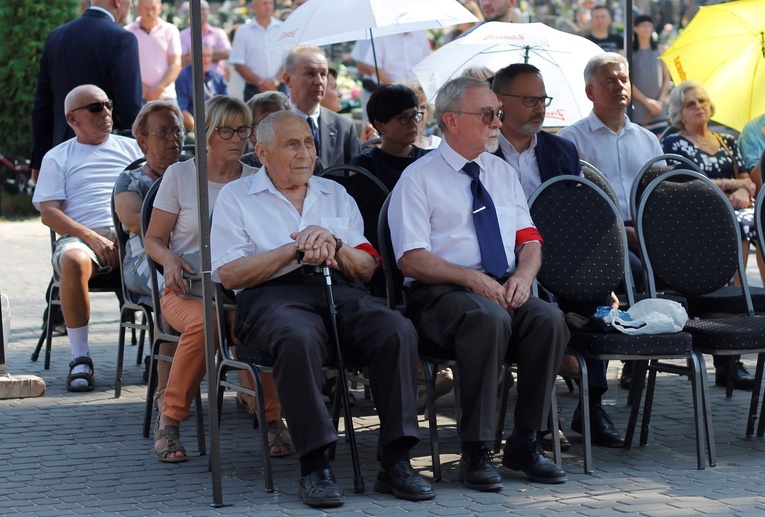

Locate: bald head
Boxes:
[65,85,107,114]
[64,85,113,145]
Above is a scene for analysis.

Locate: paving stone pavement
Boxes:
[3,218,765,516]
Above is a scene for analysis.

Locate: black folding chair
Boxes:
[111,183,153,398]
[140,179,206,452]
[529,175,713,471]
[637,169,765,438]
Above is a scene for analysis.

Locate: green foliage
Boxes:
[0,0,78,157]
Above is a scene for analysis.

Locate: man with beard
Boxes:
[389,76,569,491]
[492,64,625,450]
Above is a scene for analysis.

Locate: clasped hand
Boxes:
[291,225,338,267]
[472,271,532,314]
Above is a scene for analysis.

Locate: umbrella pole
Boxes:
[370,28,381,85]
[188,0,225,507]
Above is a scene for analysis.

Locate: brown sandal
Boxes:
[154,419,188,463]
[267,419,294,458]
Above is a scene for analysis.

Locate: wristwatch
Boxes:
[332,235,343,253]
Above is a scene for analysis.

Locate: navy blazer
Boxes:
[495,130,581,184]
[318,107,361,167]
[30,9,142,169]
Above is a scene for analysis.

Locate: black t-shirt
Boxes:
[586,33,624,53]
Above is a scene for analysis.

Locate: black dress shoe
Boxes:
[458,446,502,492]
[715,360,755,390]
[571,403,625,448]
[298,468,344,508]
[373,461,436,501]
[502,439,567,484]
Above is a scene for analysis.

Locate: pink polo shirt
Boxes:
[126,18,182,99]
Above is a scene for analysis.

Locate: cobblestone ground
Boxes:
[3,218,765,516]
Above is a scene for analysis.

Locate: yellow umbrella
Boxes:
[660,0,765,132]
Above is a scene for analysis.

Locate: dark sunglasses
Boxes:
[70,100,113,114]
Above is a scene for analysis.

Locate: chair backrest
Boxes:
[318,163,390,297]
[360,137,381,152]
[377,193,406,310]
[579,160,619,206]
[756,185,765,265]
[629,153,702,221]
[636,169,753,313]
[111,185,141,305]
[529,175,633,314]
[140,178,177,337]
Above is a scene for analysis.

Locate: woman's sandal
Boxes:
[267,419,294,458]
[235,392,255,415]
[154,418,188,463]
[66,357,95,393]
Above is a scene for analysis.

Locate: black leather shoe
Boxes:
[373,461,436,501]
[502,439,567,484]
[458,446,502,492]
[715,360,755,390]
[571,403,625,448]
[298,468,344,508]
[620,361,633,389]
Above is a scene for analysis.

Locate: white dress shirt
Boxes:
[498,133,541,200]
[229,17,286,81]
[558,110,663,220]
[389,139,537,285]
[210,169,368,289]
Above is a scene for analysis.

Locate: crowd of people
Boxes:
[28,0,765,510]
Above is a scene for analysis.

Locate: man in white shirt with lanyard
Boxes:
[32,85,142,392]
[389,76,569,491]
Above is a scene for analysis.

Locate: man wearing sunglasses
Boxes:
[493,64,626,450]
[32,85,142,393]
[31,0,142,183]
[389,76,569,490]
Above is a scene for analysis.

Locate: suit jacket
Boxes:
[318,107,361,167]
[30,9,142,169]
[496,130,581,184]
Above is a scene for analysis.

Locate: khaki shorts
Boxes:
[51,227,116,278]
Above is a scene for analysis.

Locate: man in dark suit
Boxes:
[492,63,624,449]
[30,0,142,181]
[283,45,361,167]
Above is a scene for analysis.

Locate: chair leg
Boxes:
[749,353,765,437]
[549,386,562,468]
[689,352,707,470]
[194,389,207,456]
[696,351,716,467]
[577,356,593,475]
[624,360,647,450]
[136,312,148,365]
[493,364,512,453]
[639,361,656,447]
[143,343,159,438]
[115,309,128,398]
[422,359,441,481]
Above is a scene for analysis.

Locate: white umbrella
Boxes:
[413,22,604,127]
[272,0,478,49]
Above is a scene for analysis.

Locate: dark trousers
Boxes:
[234,274,420,457]
[407,283,569,441]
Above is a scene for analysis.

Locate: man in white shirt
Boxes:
[493,63,625,449]
[32,85,142,392]
[389,76,569,490]
[211,111,434,508]
[126,0,182,103]
[283,46,360,167]
[229,0,286,101]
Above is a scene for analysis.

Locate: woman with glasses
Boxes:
[114,101,183,419]
[350,84,431,191]
[145,95,291,462]
[662,80,762,390]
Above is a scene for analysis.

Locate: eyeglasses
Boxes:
[497,94,553,108]
[146,128,186,139]
[683,98,709,110]
[394,111,425,125]
[452,108,505,125]
[70,100,113,114]
[215,126,254,140]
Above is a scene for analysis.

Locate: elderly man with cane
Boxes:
[210,111,434,508]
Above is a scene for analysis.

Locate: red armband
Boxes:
[516,227,543,247]
[355,243,383,270]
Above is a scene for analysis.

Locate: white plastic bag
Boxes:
[603,299,687,335]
